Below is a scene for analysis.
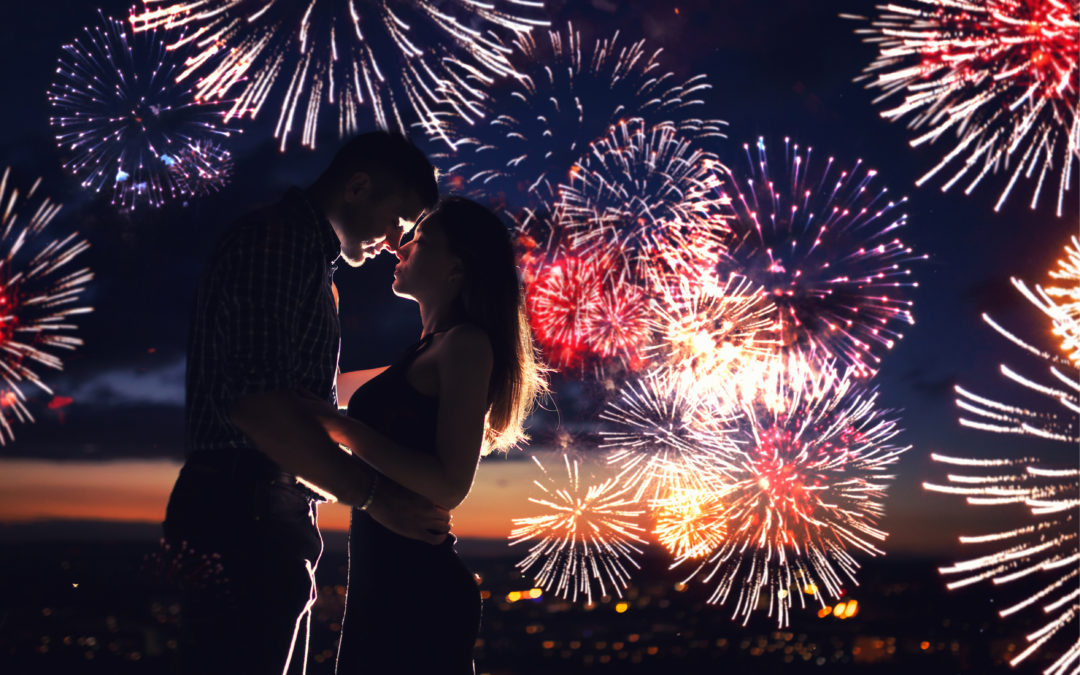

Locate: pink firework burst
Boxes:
[680,360,908,627]
[714,136,926,378]
[848,0,1080,216]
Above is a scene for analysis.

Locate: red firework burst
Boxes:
[849,0,1080,216]
[523,242,650,374]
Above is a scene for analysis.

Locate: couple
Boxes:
[163,131,546,674]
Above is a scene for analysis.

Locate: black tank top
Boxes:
[346,333,455,555]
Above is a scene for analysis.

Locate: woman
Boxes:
[307,196,546,674]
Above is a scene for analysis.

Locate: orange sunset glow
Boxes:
[0,457,541,539]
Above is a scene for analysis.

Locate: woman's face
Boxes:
[391,214,462,303]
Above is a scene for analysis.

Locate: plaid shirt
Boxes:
[185,188,341,456]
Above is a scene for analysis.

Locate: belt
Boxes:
[185,448,327,503]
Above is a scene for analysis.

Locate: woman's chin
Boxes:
[391,283,417,302]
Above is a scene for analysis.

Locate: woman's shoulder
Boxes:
[434,324,493,367]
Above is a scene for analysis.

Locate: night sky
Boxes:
[0,0,1076,557]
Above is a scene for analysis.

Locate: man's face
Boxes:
[337,177,427,267]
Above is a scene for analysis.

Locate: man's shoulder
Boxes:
[215,193,311,256]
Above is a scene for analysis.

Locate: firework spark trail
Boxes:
[923,245,1079,673]
[510,453,647,603]
[679,360,907,627]
[714,136,926,378]
[651,486,729,561]
[48,11,232,210]
[847,1,1080,217]
[439,23,726,205]
[1015,235,1080,364]
[0,168,93,444]
[167,139,234,197]
[599,367,739,503]
[130,0,547,151]
[559,121,731,284]
[646,271,780,404]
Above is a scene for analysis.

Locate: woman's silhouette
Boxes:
[307,196,547,673]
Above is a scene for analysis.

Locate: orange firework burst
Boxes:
[510,454,647,603]
[651,487,729,560]
[1015,235,1080,364]
[647,272,779,403]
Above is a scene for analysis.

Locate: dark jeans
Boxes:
[163,457,323,675]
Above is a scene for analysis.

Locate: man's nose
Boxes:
[383,225,404,254]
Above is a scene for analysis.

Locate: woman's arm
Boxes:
[315,327,493,509]
[336,367,390,409]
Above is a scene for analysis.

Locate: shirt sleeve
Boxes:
[218,217,311,404]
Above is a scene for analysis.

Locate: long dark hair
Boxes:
[432,196,547,452]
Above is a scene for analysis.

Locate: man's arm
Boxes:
[230,390,450,544]
[229,390,371,504]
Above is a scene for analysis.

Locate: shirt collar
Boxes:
[288,187,341,266]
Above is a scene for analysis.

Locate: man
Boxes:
[163,131,447,674]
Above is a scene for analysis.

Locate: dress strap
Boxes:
[396,325,461,368]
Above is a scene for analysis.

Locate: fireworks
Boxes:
[1015,235,1080,364]
[924,254,1079,673]
[439,23,726,205]
[48,11,231,209]
[680,361,907,627]
[848,1,1080,217]
[168,140,234,197]
[510,454,647,603]
[651,486,729,560]
[144,538,230,597]
[522,241,651,373]
[129,0,547,152]
[647,272,779,401]
[599,367,737,502]
[0,168,93,443]
[522,243,606,371]
[559,121,730,283]
[714,137,926,378]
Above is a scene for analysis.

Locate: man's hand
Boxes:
[366,476,451,546]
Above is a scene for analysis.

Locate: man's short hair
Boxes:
[322,131,438,209]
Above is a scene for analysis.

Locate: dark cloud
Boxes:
[900,367,957,399]
[0,401,183,461]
